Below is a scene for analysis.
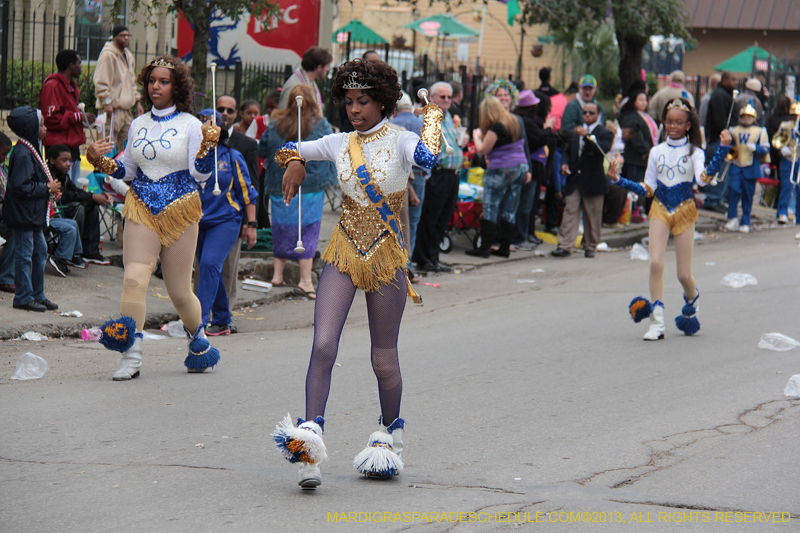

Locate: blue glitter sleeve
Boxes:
[413,140,440,169]
[616,177,647,197]
[110,160,126,180]
[280,141,298,151]
[704,144,731,177]
[194,148,215,174]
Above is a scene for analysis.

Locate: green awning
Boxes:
[402,14,480,38]
[332,19,388,45]
[714,45,783,72]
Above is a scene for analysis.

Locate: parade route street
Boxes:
[1,227,798,532]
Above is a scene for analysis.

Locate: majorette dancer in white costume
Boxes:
[607,98,731,340]
[271,59,442,488]
[86,56,222,379]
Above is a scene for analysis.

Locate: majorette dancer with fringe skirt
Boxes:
[608,98,731,340]
[270,59,442,488]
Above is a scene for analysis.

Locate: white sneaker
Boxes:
[738,225,750,233]
[724,218,739,231]
[778,214,789,225]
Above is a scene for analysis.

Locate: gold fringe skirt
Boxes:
[648,197,698,236]
[322,228,408,293]
[122,190,203,247]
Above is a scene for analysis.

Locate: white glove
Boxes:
[746,143,756,152]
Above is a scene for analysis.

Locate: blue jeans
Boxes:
[13,229,47,306]
[778,158,800,217]
[196,218,240,326]
[703,141,728,207]
[513,178,538,243]
[407,174,426,258]
[49,218,82,259]
[0,234,15,285]
[482,163,528,224]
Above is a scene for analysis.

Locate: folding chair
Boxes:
[89,171,124,241]
[755,177,780,209]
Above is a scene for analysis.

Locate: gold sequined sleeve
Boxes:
[420,104,444,155]
[86,149,121,177]
[196,122,221,160]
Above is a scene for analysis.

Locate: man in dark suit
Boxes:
[551,102,613,258]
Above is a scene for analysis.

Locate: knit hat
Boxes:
[745,78,762,92]
[112,25,130,38]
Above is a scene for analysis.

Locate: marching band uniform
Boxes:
[776,102,800,226]
[87,99,222,379]
[613,100,730,340]
[271,76,442,488]
[724,103,770,233]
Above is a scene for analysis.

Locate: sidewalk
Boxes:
[0,195,783,340]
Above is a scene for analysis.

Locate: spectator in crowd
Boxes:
[390,92,428,275]
[449,81,464,121]
[485,79,518,112]
[618,87,657,221]
[702,71,738,212]
[551,102,613,258]
[562,75,605,132]
[413,81,463,273]
[754,70,771,116]
[46,144,111,265]
[193,109,258,336]
[278,46,332,111]
[512,89,555,249]
[4,107,61,312]
[235,99,267,141]
[0,132,14,293]
[698,74,721,130]
[93,25,143,152]
[40,49,95,185]
[362,50,381,62]
[467,96,529,258]
[735,78,764,125]
[548,82,577,131]
[260,85,336,298]
[537,67,560,98]
[648,70,695,121]
[766,95,792,179]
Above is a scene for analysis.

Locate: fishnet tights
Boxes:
[121,220,202,333]
[305,264,407,422]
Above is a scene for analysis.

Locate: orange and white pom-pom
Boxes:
[272,414,327,465]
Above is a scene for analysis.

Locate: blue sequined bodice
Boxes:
[655,181,694,211]
[131,168,198,215]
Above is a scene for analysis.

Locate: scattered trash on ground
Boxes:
[758,333,800,351]
[422,282,441,288]
[517,279,536,283]
[531,269,545,273]
[704,262,716,266]
[242,279,272,292]
[10,353,48,380]
[720,272,758,288]
[81,327,102,341]
[596,242,610,252]
[533,251,547,256]
[784,375,800,397]
[152,293,171,299]
[160,320,185,337]
[17,331,47,341]
[195,443,204,448]
[694,231,706,241]
[141,331,167,340]
[59,310,83,317]
[630,243,650,261]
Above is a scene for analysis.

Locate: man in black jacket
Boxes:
[551,103,613,258]
[5,107,61,311]
[702,71,738,211]
[47,144,111,265]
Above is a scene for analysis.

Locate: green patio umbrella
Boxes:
[714,45,783,72]
[402,14,480,38]
[332,19,388,45]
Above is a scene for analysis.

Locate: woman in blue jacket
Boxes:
[196,109,258,336]
[259,85,336,298]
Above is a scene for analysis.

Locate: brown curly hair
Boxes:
[137,55,196,113]
[331,59,401,118]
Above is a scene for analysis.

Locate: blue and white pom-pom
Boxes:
[675,290,700,336]
[272,414,327,464]
[183,324,220,370]
[98,315,138,352]
[629,297,653,323]
[353,427,404,478]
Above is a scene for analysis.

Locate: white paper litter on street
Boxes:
[784,375,800,397]
[720,273,758,288]
[517,279,536,283]
[18,331,47,341]
[630,243,649,261]
[59,310,83,317]
[141,331,167,340]
[758,333,800,351]
[10,353,49,380]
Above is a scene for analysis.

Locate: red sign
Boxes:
[177,0,320,63]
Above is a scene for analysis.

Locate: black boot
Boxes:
[465,220,495,257]
[491,221,515,258]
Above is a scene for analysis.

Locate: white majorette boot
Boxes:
[184,324,220,373]
[675,289,700,336]
[272,414,327,489]
[353,417,404,478]
[113,334,143,380]
[643,301,665,340]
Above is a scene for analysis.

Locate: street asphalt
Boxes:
[1,204,798,532]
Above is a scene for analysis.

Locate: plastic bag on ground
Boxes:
[596,242,610,252]
[630,243,649,261]
[141,331,167,340]
[166,320,184,338]
[785,375,800,397]
[10,353,49,380]
[19,331,47,341]
[758,333,800,352]
[720,273,758,288]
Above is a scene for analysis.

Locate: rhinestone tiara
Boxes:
[666,98,691,112]
[149,57,175,70]
[342,71,373,90]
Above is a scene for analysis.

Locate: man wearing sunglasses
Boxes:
[551,102,613,258]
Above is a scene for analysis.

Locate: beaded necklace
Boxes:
[296,68,323,109]
[16,138,60,223]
